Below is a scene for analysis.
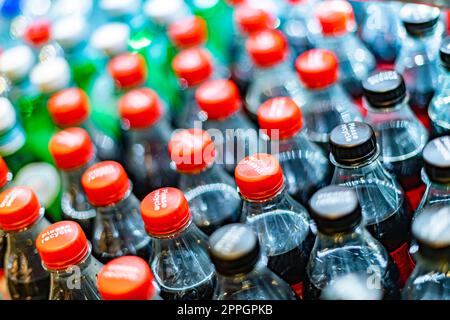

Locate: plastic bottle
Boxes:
[81,161,151,263]
[168,128,241,235]
[0,45,35,97]
[209,223,296,300]
[320,273,383,300]
[36,220,102,300]
[140,187,215,300]
[23,19,64,62]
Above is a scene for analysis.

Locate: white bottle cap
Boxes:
[0,98,16,133]
[53,15,87,50]
[30,57,71,94]
[0,45,35,82]
[100,0,140,17]
[90,22,130,57]
[144,0,189,26]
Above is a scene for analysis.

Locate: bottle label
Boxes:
[291,282,304,300]
[405,185,426,212]
[389,242,415,287]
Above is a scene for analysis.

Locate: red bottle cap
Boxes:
[172,47,213,87]
[49,127,95,170]
[81,161,130,207]
[168,16,207,49]
[108,53,147,89]
[118,88,163,129]
[295,49,338,89]
[24,20,51,46]
[235,153,284,200]
[0,186,42,231]
[47,88,90,127]
[195,79,242,120]
[168,129,216,173]
[234,5,273,34]
[36,221,90,271]
[225,0,245,6]
[140,187,191,236]
[257,97,302,139]
[315,0,356,37]
[246,29,288,68]
[0,157,9,189]
[98,256,156,300]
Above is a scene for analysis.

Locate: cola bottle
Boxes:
[329,122,414,286]
[313,0,376,97]
[48,127,97,237]
[235,153,314,299]
[168,129,241,235]
[140,187,215,300]
[396,4,443,113]
[81,161,151,263]
[209,223,296,300]
[195,79,257,173]
[257,96,331,205]
[403,206,450,300]
[294,49,362,148]
[320,273,383,300]
[47,87,119,161]
[363,70,428,210]
[36,221,102,300]
[306,185,400,300]
[97,256,161,300]
[119,87,179,199]
[0,186,50,300]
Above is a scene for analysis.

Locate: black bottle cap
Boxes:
[440,37,450,70]
[400,4,440,37]
[329,122,378,166]
[309,185,362,235]
[208,223,260,276]
[362,71,406,109]
[413,206,450,261]
[423,136,450,184]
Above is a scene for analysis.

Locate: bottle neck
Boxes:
[316,224,367,247]
[415,251,449,274]
[62,158,97,193]
[6,214,49,247]
[241,187,288,211]
[255,60,291,78]
[123,119,171,146]
[94,189,138,217]
[364,96,410,114]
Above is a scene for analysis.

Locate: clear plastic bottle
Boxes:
[22,19,65,62]
[168,129,241,235]
[257,96,331,205]
[306,185,400,300]
[235,153,314,299]
[245,29,305,121]
[329,121,414,286]
[47,87,119,161]
[321,273,383,300]
[140,187,215,300]
[396,4,443,113]
[429,37,450,137]
[81,161,151,264]
[0,186,51,300]
[97,256,161,300]
[363,70,428,210]
[119,87,179,199]
[36,220,103,300]
[195,79,257,173]
[209,223,296,300]
[0,45,35,95]
[48,127,97,237]
[294,49,362,147]
[402,206,450,300]
[313,0,376,98]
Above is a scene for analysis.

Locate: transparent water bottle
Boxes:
[23,19,64,62]
[0,186,51,300]
[0,45,35,93]
[245,29,304,121]
[306,185,400,300]
[81,161,151,263]
[363,70,428,210]
[195,79,257,173]
[97,256,161,300]
[257,96,331,205]
[47,87,119,161]
[168,128,241,235]
[402,206,450,300]
[35,221,102,300]
[235,153,314,299]
[119,87,179,199]
[429,37,450,137]
[329,122,414,286]
[320,273,383,300]
[140,187,215,300]
[48,127,97,238]
[396,4,443,113]
[294,49,362,147]
[209,223,296,300]
[313,0,376,97]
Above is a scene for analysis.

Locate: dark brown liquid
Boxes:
[159,276,215,300]
[7,275,50,300]
[94,240,152,265]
